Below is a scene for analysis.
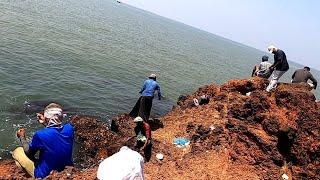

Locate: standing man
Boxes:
[266,45,290,92]
[13,103,74,179]
[130,74,162,121]
[292,66,317,89]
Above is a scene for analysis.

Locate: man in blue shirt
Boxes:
[130,74,162,121]
[13,103,74,179]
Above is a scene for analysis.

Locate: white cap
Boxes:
[267,45,277,53]
[134,116,143,122]
[148,74,157,78]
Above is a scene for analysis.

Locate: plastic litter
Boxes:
[281,173,289,180]
[156,153,164,160]
[246,92,251,96]
[193,98,199,106]
[209,125,215,131]
[173,137,190,148]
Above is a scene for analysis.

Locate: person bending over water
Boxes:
[130,74,162,121]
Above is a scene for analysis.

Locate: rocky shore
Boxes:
[1,77,319,180]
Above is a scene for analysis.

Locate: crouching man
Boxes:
[133,116,152,162]
[13,103,74,179]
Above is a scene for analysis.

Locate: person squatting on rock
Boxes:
[266,45,290,92]
[291,66,317,90]
[130,73,162,121]
[13,103,74,179]
[132,116,152,162]
[251,55,272,78]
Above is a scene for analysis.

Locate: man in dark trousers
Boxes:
[130,74,162,121]
[266,45,290,92]
[292,66,317,89]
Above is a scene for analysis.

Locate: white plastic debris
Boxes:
[281,173,289,180]
[156,153,164,160]
[209,125,215,131]
[246,92,252,96]
[193,98,199,106]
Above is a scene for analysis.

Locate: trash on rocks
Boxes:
[156,153,164,160]
[173,137,190,148]
[246,92,251,96]
[281,173,289,180]
[209,125,215,131]
[193,98,199,106]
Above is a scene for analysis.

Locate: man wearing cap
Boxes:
[292,67,317,89]
[133,116,152,162]
[13,103,74,179]
[266,45,290,92]
[130,74,162,122]
[251,55,272,78]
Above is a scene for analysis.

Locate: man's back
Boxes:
[259,61,272,71]
[274,49,289,71]
[256,61,272,78]
[292,69,313,83]
[141,79,160,97]
[30,123,74,178]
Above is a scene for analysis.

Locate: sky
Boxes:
[121,0,320,70]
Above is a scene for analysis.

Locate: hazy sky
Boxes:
[121,0,320,70]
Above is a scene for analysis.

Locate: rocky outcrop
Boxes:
[1,77,319,180]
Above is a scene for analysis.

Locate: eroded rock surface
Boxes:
[1,78,319,180]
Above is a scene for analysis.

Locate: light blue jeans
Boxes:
[266,70,287,92]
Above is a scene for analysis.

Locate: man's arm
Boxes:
[251,66,257,77]
[139,81,146,94]
[142,123,151,150]
[292,71,297,79]
[17,129,36,157]
[270,52,283,69]
[156,84,162,100]
[270,61,281,69]
[309,73,317,89]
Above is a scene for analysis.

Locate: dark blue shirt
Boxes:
[140,79,161,99]
[274,49,289,71]
[29,123,74,179]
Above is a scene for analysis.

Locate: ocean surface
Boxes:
[1,0,319,158]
